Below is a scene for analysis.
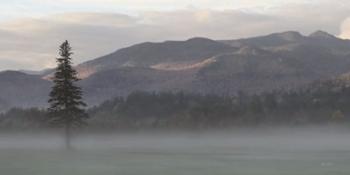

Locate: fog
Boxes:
[1,127,350,175]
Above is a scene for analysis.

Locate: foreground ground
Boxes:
[1,128,350,175]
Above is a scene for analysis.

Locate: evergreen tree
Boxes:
[48,40,88,149]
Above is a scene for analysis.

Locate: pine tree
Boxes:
[48,40,88,149]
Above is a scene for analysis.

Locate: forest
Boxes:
[1,78,349,130]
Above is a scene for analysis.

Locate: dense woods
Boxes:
[1,79,349,130]
[87,80,350,129]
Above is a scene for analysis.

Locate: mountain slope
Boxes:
[221,31,350,55]
[2,30,350,110]
[0,71,51,110]
[76,37,236,78]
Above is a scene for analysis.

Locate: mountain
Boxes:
[75,37,236,79]
[19,68,53,76]
[0,71,51,111]
[1,30,350,110]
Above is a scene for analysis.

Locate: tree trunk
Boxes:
[64,123,72,150]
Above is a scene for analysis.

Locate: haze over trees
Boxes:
[47,41,88,149]
[86,80,349,129]
[0,78,349,130]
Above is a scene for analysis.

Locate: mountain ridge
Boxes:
[1,30,350,111]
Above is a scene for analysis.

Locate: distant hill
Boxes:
[18,68,53,76]
[0,71,50,111]
[1,30,350,110]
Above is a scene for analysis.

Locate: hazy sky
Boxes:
[0,0,350,70]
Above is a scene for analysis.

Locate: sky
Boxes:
[0,0,350,71]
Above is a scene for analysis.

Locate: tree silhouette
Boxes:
[48,40,88,149]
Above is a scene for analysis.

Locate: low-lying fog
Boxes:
[1,127,350,175]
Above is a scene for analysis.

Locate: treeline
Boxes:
[0,108,47,129]
[1,79,350,130]
[88,80,349,129]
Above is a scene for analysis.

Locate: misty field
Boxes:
[1,128,350,175]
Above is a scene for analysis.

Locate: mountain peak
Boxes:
[309,30,336,39]
[268,31,304,42]
[186,37,214,43]
[0,70,27,76]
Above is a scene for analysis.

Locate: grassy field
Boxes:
[1,129,350,175]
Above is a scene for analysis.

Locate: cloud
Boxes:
[0,11,282,70]
[0,0,349,70]
[339,18,350,39]
[33,0,298,10]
